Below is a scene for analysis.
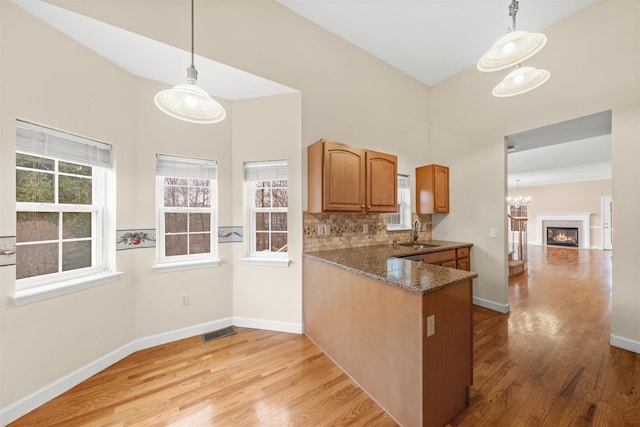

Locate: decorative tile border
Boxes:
[0,236,16,266]
[219,226,243,243]
[116,229,156,251]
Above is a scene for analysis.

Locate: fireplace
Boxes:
[547,227,579,247]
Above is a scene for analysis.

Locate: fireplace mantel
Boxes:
[536,213,592,249]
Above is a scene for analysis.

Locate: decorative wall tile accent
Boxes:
[303,212,432,252]
[116,229,156,250]
[219,226,243,243]
[0,236,16,266]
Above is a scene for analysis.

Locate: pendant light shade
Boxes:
[477,0,550,97]
[492,66,550,97]
[477,30,547,72]
[154,0,226,124]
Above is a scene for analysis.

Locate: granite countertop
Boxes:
[303,240,478,295]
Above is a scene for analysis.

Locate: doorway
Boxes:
[506,110,612,252]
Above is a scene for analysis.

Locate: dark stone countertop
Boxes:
[303,240,478,295]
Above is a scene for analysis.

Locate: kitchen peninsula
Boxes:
[303,241,477,427]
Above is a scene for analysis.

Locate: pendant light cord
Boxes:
[190,0,195,68]
[509,0,519,31]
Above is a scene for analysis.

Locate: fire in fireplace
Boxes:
[547,227,579,247]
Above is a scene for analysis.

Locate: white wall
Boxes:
[429,1,640,344]
[1,0,433,420]
[231,94,303,331]
[0,0,138,409]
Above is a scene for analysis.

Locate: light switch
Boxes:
[490,228,498,239]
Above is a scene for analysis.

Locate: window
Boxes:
[15,120,112,291]
[155,154,218,270]
[387,174,411,230]
[244,161,288,261]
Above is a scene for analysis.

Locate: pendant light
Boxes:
[492,65,550,97]
[154,0,226,124]
[477,0,550,97]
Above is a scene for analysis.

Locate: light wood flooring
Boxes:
[9,246,640,426]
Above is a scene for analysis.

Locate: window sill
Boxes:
[151,258,221,273]
[387,227,412,232]
[239,257,291,267]
[11,271,123,307]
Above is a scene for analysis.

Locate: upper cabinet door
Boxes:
[366,150,398,213]
[322,142,366,211]
[307,139,398,213]
[416,164,449,214]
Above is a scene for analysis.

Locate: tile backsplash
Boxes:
[303,211,432,252]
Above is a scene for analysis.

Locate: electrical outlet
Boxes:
[181,294,190,306]
[490,228,498,239]
[363,223,368,233]
[324,224,331,235]
[317,225,324,236]
[426,315,435,337]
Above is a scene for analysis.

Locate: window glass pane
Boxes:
[256,212,270,231]
[59,175,92,204]
[271,212,287,231]
[255,186,271,208]
[164,178,188,207]
[62,240,91,271]
[165,235,187,256]
[16,153,54,171]
[189,179,210,188]
[189,233,211,254]
[165,177,188,186]
[272,188,288,207]
[16,170,54,203]
[16,212,59,242]
[189,186,211,208]
[59,161,92,176]
[16,243,58,279]
[272,233,288,252]
[255,233,269,252]
[165,213,188,233]
[189,213,210,232]
[63,212,92,239]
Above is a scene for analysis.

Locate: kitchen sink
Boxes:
[398,243,439,249]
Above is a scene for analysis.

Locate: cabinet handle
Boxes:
[368,205,371,209]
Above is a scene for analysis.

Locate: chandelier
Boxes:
[507,179,531,207]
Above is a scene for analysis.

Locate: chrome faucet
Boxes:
[413,220,420,243]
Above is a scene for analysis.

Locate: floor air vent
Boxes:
[202,325,237,343]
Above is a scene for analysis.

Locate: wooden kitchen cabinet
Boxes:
[416,164,449,214]
[422,246,471,271]
[308,139,397,213]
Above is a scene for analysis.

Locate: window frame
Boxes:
[13,120,116,303]
[154,155,219,270]
[387,174,412,231]
[242,160,290,266]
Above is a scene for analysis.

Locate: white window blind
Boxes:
[398,175,409,191]
[157,154,217,179]
[16,120,111,168]
[244,160,287,181]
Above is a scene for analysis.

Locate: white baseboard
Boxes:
[0,316,302,426]
[473,296,510,314]
[234,316,303,334]
[610,334,640,354]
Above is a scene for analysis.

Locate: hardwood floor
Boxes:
[453,245,640,427]
[9,246,640,426]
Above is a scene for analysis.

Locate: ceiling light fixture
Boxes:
[478,0,550,97]
[154,0,226,124]
[507,179,531,207]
